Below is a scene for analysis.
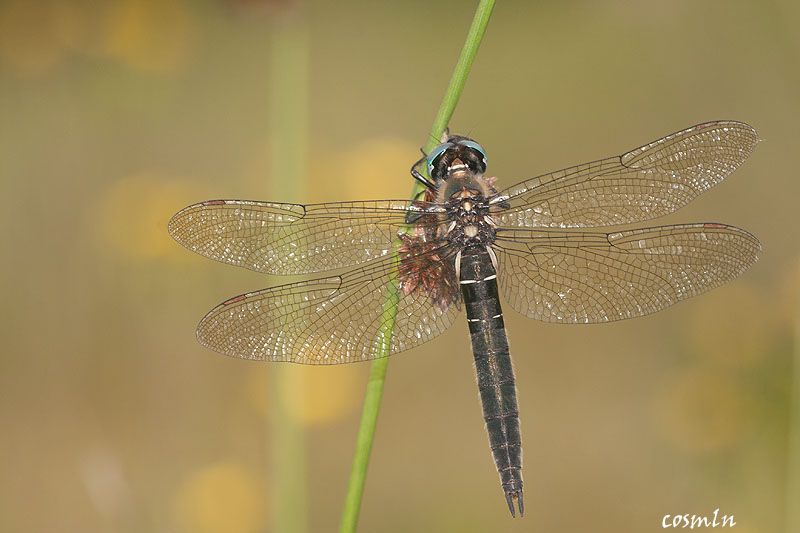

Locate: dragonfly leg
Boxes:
[409,158,435,190]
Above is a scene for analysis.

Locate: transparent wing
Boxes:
[168,199,444,275]
[196,244,462,364]
[493,223,760,323]
[496,121,758,228]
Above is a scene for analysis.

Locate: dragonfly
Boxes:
[169,121,760,517]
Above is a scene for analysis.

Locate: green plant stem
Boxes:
[420,0,497,165]
[787,261,800,533]
[268,12,309,533]
[339,2,496,531]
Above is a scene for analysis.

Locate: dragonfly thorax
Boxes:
[444,189,496,247]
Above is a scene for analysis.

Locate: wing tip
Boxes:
[684,119,757,140]
[622,119,759,169]
[167,200,219,244]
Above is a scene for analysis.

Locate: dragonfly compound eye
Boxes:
[459,140,488,171]
[426,142,454,177]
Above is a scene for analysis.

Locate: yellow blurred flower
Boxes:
[240,136,419,206]
[309,138,419,201]
[687,283,775,368]
[655,366,751,453]
[0,0,196,75]
[95,172,195,261]
[173,461,266,533]
[103,0,194,72]
[0,1,86,77]
[247,364,364,427]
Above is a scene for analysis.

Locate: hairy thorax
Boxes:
[438,169,499,248]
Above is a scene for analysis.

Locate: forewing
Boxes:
[497,121,758,228]
[494,224,760,323]
[196,245,462,364]
[168,199,444,275]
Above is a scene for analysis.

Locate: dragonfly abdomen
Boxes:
[459,246,524,517]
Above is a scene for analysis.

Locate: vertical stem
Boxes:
[420,0,497,164]
[268,11,309,533]
[787,261,800,533]
[339,2,496,531]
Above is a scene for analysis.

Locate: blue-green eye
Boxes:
[426,142,453,175]
[459,140,487,165]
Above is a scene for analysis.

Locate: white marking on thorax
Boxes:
[464,225,478,238]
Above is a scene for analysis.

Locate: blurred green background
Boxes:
[1,1,799,532]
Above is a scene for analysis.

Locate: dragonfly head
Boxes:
[426,136,488,182]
